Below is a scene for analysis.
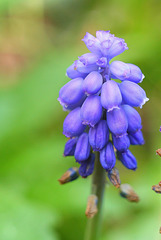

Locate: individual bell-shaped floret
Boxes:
[62,95,86,111]
[58,77,85,108]
[119,81,149,108]
[110,61,144,83]
[63,107,86,138]
[78,153,95,177]
[117,150,137,170]
[89,120,109,151]
[81,95,102,127]
[101,80,122,112]
[106,107,128,136]
[63,138,78,156]
[96,30,111,42]
[82,71,103,95]
[82,32,102,55]
[74,60,98,73]
[66,63,87,79]
[128,129,145,145]
[74,133,91,161]
[122,105,142,133]
[58,167,79,184]
[112,134,130,152]
[107,167,121,188]
[107,38,128,59]
[100,142,116,170]
[78,53,100,66]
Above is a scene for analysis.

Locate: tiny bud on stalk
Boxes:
[85,194,98,218]
[120,184,140,202]
[58,167,79,184]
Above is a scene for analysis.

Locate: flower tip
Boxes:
[58,167,79,184]
[156,148,161,157]
[140,97,149,108]
[107,105,120,112]
[140,73,145,82]
[85,194,98,219]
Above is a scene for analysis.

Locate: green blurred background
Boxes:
[0,0,161,239]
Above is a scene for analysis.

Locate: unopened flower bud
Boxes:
[63,138,78,156]
[101,80,122,112]
[78,53,100,66]
[78,154,95,177]
[112,134,130,152]
[119,81,149,108]
[63,107,86,138]
[100,142,116,170]
[107,167,121,188]
[106,107,128,136]
[66,63,86,79]
[89,120,109,151]
[128,129,145,145]
[82,71,103,95]
[81,95,102,127]
[85,194,98,218]
[117,150,137,170]
[58,167,79,184]
[74,133,90,162]
[120,184,139,202]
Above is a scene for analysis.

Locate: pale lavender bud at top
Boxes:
[66,63,87,79]
[89,120,109,151]
[112,134,130,152]
[101,80,122,112]
[110,61,144,83]
[81,95,102,127]
[128,129,145,145]
[74,60,98,73]
[122,105,142,133]
[96,30,111,42]
[119,81,149,108]
[107,38,128,59]
[100,142,116,170]
[74,133,91,161]
[100,39,114,56]
[96,57,108,68]
[117,150,137,170]
[79,153,95,177]
[63,107,86,138]
[78,53,100,66]
[58,78,84,108]
[106,107,128,136]
[82,71,103,95]
[64,138,78,156]
[82,32,102,55]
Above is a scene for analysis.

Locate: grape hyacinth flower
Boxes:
[58,30,148,238]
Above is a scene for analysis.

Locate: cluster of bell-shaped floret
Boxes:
[58,30,149,178]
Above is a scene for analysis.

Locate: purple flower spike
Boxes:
[122,105,142,133]
[82,32,102,55]
[128,129,145,145]
[64,138,78,156]
[75,133,91,161]
[119,81,149,108]
[108,38,128,59]
[112,134,130,152]
[78,153,95,177]
[83,71,103,95]
[89,120,109,151]
[63,107,86,138]
[117,150,137,170]
[110,61,144,83]
[101,80,122,112]
[81,95,102,127]
[66,63,87,79]
[106,107,128,136]
[100,142,116,170]
[78,53,100,66]
[58,77,85,108]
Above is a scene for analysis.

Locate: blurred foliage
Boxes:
[0,0,160,240]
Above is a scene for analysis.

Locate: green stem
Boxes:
[84,152,106,240]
